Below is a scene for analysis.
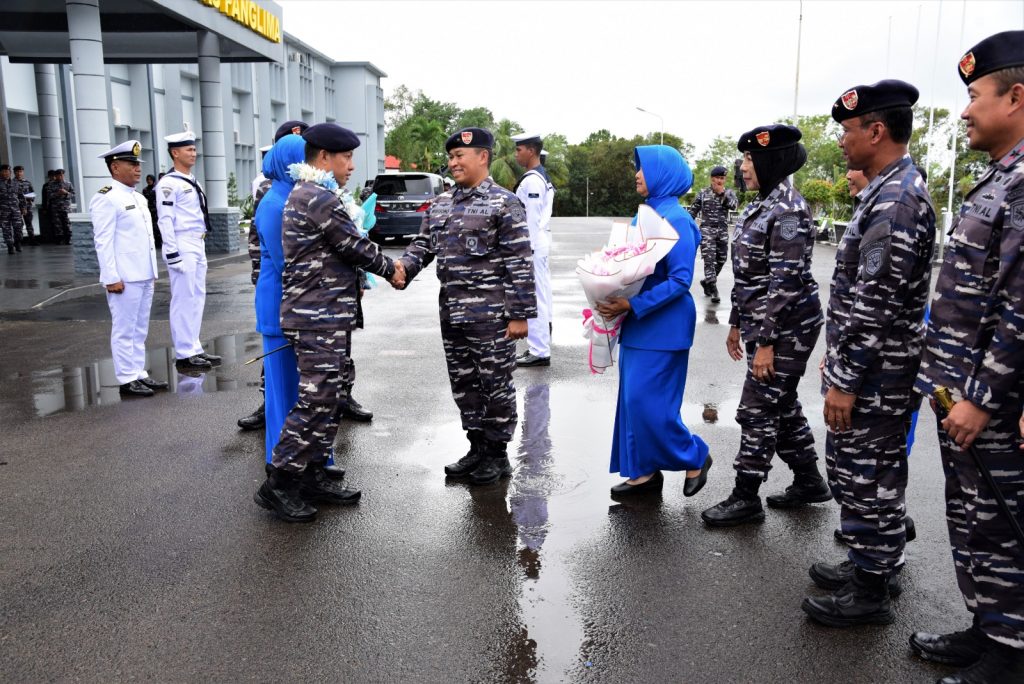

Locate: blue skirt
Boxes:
[262,334,299,464]
[610,346,709,478]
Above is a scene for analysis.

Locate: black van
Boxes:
[369,172,446,242]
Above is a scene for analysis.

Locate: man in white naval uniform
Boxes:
[512,133,555,367]
[156,131,220,369]
[90,140,167,398]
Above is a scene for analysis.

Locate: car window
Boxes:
[373,175,434,195]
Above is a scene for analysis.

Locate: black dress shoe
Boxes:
[809,560,902,597]
[710,285,721,304]
[341,397,373,422]
[177,355,212,369]
[469,456,513,485]
[254,467,317,523]
[801,568,893,628]
[684,455,713,497]
[199,352,222,366]
[910,625,990,667]
[516,353,551,368]
[298,465,361,505]
[322,463,346,480]
[937,641,1024,684]
[119,380,155,397]
[138,377,169,391]
[701,494,764,526]
[611,470,664,497]
[445,431,485,478]
[237,403,265,430]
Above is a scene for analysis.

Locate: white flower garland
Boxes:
[288,162,367,234]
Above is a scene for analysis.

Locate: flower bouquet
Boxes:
[576,203,679,374]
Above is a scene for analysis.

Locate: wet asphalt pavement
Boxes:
[0,219,966,683]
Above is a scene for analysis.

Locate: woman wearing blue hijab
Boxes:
[596,145,712,497]
[254,134,305,465]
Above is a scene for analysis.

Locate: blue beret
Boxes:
[710,165,728,177]
[302,123,360,153]
[958,31,1024,85]
[445,127,494,152]
[737,124,802,153]
[831,79,919,122]
[275,120,308,142]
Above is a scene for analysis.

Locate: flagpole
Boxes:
[925,0,943,177]
[793,0,803,123]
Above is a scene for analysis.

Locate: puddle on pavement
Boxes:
[25,332,262,418]
[2,278,74,290]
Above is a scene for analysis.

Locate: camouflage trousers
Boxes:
[700,224,729,284]
[735,322,821,480]
[50,208,70,241]
[0,207,23,247]
[441,320,518,444]
[937,409,1024,649]
[270,328,351,472]
[825,413,910,575]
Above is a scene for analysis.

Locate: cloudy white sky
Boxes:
[277,0,1024,154]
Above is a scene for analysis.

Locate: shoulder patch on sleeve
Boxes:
[778,215,801,240]
[528,192,540,198]
[97,186,111,194]
[509,201,527,224]
[863,239,886,276]
[1010,201,1024,231]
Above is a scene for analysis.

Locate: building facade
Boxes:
[0,0,385,272]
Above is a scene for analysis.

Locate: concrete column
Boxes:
[34,64,65,172]
[66,0,111,275]
[66,0,109,201]
[197,30,238,253]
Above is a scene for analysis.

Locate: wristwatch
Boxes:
[756,335,775,347]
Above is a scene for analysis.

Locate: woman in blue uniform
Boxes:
[596,145,712,498]
[254,134,304,465]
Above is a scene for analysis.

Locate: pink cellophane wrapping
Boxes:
[576,204,679,374]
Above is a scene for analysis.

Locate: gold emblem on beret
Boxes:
[959,51,976,78]
[756,131,771,147]
[461,131,473,145]
[132,142,141,157]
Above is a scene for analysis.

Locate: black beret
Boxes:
[958,31,1024,85]
[445,127,494,152]
[302,123,360,153]
[275,120,308,143]
[831,79,919,122]
[710,165,728,177]
[737,124,802,153]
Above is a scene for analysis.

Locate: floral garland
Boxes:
[287,162,368,235]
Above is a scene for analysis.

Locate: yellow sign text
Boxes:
[198,0,282,44]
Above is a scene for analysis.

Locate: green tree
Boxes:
[488,118,524,189]
[801,178,834,216]
[407,118,447,173]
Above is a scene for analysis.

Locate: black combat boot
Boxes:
[809,559,903,597]
[254,466,317,523]
[801,565,893,627]
[766,461,832,508]
[700,279,711,297]
[469,440,513,485]
[340,396,373,422]
[444,430,485,478]
[701,474,764,527]
[937,640,1024,684]
[298,463,361,505]
[910,616,990,667]
[237,402,265,431]
[710,284,721,304]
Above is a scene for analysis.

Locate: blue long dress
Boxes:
[254,134,304,463]
[610,145,710,478]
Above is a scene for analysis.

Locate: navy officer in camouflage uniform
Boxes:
[689,165,737,303]
[0,164,25,254]
[802,80,936,628]
[701,124,830,528]
[911,32,1024,684]
[395,127,537,486]
[254,122,401,523]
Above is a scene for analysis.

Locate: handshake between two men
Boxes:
[382,259,528,341]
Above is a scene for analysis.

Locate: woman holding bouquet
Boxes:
[701,124,830,528]
[596,145,712,498]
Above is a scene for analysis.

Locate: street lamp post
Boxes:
[636,107,664,145]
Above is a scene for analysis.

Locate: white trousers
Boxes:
[106,279,154,384]
[527,253,552,358]
[168,239,208,359]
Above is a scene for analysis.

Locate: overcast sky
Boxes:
[277,0,1024,154]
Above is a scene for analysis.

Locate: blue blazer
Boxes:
[619,205,699,351]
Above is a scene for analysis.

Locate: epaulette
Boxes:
[98,186,112,194]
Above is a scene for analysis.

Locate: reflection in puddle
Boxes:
[507,383,587,681]
[704,309,720,324]
[2,278,74,290]
[30,332,261,417]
